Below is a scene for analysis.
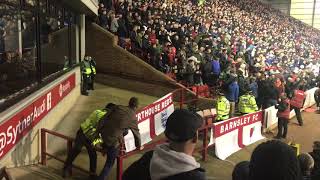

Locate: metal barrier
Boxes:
[40,128,95,175]
[40,87,216,180]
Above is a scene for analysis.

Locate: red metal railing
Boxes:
[40,128,95,175]
[40,87,216,180]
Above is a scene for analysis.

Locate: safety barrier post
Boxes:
[41,128,47,166]
[117,156,123,180]
[179,88,184,109]
[202,128,208,161]
[67,140,73,175]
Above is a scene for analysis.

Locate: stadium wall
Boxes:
[0,68,81,167]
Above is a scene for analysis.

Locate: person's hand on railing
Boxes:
[138,145,144,151]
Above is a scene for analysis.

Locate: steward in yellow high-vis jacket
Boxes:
[215,91,230,121]
[238,90,258,114]
[63,103,116,178]
[81,55,96,96]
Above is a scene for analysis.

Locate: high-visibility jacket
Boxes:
[81,60,96,75]
[80,109,107,145]
[216,96,230,121]
[290,90,305,108]
[277,99,290,119]
[238,94,258,114]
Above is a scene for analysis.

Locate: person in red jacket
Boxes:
[290,87,305,126]
[148,29,157,45]
[276,93,290,139]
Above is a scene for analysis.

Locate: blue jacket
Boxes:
[211,60,221,75]
[227,82,239,102]
[249,82,258,98]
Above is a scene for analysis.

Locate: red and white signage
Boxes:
[213,111,265,160]
[124,93,174,152]
[0,73,76,159]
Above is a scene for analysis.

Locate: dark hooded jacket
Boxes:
[122,144,206,180]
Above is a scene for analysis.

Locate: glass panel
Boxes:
[70,12,77,67]
[40,13,69,78]
[0,7,37,100]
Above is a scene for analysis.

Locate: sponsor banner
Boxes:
[303,88,317,109]
[124,93,174,152]
[213,111,264,160]
[0,73,76,159]
[264,106,278,129]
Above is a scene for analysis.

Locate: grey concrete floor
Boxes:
[7,83,320,180]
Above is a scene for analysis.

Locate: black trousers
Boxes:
[82,74,90,93]
[293,107,303,126]
[89,74,95,90]
[277,117,288,138]
[64,129,97,173]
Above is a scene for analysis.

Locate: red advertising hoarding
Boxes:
[0,73,76,159]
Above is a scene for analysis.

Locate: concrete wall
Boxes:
[0,67,81,167]
[86,23,182,97]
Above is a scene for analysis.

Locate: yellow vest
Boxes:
[238,94,258,114]
[81,60,96,75]
[216,96,230,121]
[80,109,107,144]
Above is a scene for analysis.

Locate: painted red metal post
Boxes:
[117,156,123,180]
[179,88,184,109]
[202,125,208,161]
[40,128,47,165]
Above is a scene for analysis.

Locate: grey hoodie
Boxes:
[150,143,201,180]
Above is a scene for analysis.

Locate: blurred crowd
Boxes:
[97,0,320,110]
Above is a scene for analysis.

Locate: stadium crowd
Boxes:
[83,0,320,179]
[97,0,320,110]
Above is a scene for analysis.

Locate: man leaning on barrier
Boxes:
[122,109,206,180]
[62,103,116,178]
[97,97,142,180]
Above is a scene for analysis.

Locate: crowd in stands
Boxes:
[97,0,320,110]
[121,108,320,180]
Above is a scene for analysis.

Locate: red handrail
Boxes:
[40,128,96,175]
[40,87,213,180]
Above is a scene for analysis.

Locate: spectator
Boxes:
[249,77,258,99]
[275,93,290,139]
[110,14,119,34]
[99,10,108,29]
[226,78,239,118]
[185,57,196,85]
[298,153,314,180]
[117,14,128,38]
[98,97,142,180]
[122,109,206,180]
[309,141,320,179]
[211,57,221,86]
[249,140,302,180]
[232,161,250,180]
